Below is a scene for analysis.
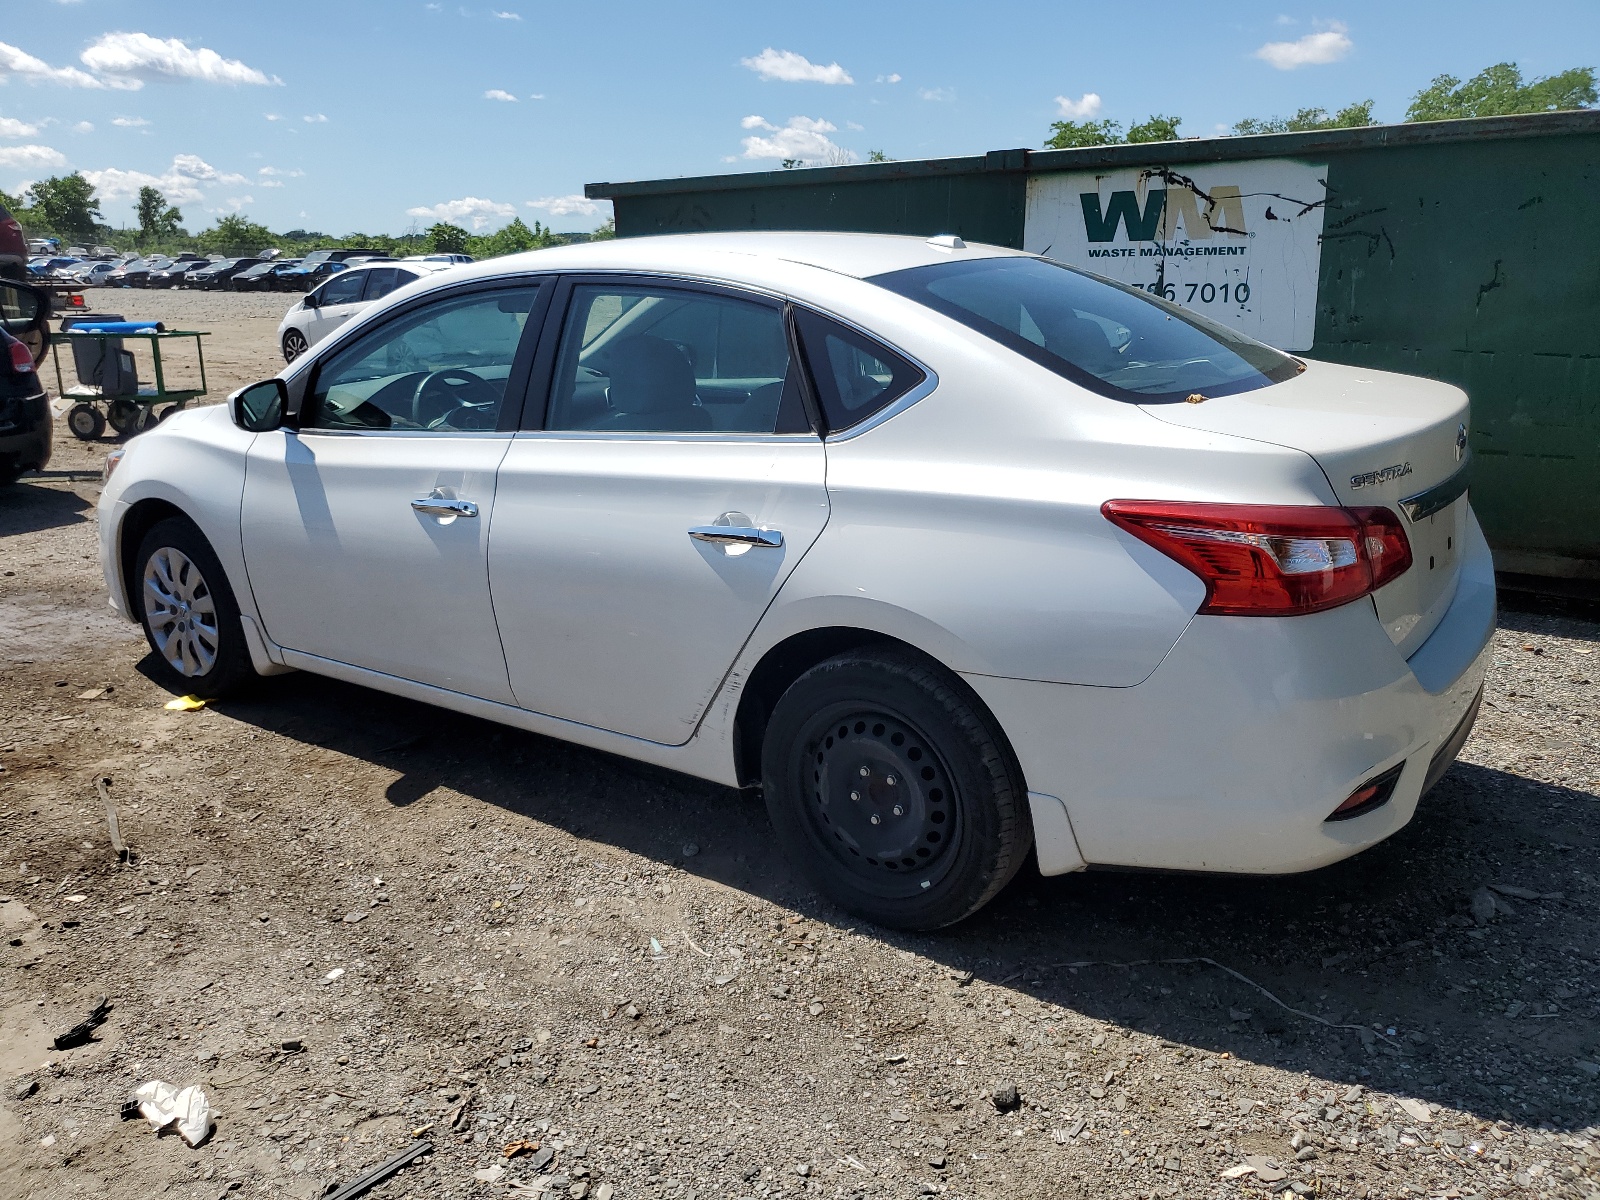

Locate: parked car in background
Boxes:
[271,258,349,293]
[276,260,450,359]
[147,260,214,289]
[101,232,1493,930]
[186,257,265,291]
[29,256,81,279]
[404,253,475,264]
[229,260,295,291]
[0,203,29,282]
[0,278,51,485]
[106,257,175,288]
[64,261,120,287]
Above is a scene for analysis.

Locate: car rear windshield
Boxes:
[868,255,1302,404]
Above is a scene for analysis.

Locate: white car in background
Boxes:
[98,232,1493,930]
[276,260,453,361]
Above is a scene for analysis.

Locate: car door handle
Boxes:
[688,525,783,548]
[411,497,479,519]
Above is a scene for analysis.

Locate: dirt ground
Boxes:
[2,291,1598,1200]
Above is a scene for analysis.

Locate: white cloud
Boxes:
[259,179,283,187]
[1254,21,1352,69]
[171,152,218,180]
[526,194,601,218]
[265,113,283,121]
[876,73,901,84]
[0,39,106,88]
[111,115,150,127]
[739,115,854,164]
[1054,92,1102,119]
[79,33,280,87]
[303,113,328,123]
[0,116,41,137]
[80,151,255,207]
[405,196,516,230]
[0,144,67,170]
[918,87,953,102]
[741,48,853,85]
[492,9,521,18]
[222,195,254,210]
[72,120,94,133]
[528,92,545,100]
[257,166,304,177]
[484,88,517,102]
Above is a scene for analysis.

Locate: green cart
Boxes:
[50,327,210,440]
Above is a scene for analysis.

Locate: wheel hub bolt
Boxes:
[849,790,861,802]
[886,775,897,786]
[870,814,882,825]
[859,766,870,777]
[892,804,904,817]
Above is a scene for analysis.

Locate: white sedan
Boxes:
[276,260,454,362]
[98,232,1493,929]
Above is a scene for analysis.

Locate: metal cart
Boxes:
[50,327,210,440]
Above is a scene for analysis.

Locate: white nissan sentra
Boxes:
[97,232,1493,930]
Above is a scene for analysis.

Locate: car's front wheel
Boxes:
[134,518,255,698]
[761,648,1032,930]
[281,328,309,362]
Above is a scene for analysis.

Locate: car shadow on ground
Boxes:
[193,662,1600,1137]
[0,479,93,537]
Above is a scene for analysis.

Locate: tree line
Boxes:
[1046,60,1595,149]
[1,178,613,260]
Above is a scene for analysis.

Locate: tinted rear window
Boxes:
[869,256,1301,404]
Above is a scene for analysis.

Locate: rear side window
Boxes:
[792,310,924,434]
[869,256,1300,404]
[361,268,399,300]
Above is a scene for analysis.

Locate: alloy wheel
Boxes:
[282,329,309,362]
[142,546,220,678]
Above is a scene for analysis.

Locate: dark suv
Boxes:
[0,279,51,485]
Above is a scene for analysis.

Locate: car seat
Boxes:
[597,335,712,431]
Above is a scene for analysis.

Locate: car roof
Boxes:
[436,231,1027,287]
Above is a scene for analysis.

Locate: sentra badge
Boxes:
[1349,462,1413,490]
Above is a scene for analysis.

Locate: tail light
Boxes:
[6,336,33,374]
[1326,762,1405,821]
[1102,500,1412,616]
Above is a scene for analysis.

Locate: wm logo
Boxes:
[1080,187,1247,243]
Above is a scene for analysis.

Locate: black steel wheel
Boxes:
[762,648,1032,930]
[66,402,105,441]
[282,328,309,362]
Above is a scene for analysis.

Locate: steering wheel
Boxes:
[409,368,498,429]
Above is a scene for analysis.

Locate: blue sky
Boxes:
[3,1,1595,236]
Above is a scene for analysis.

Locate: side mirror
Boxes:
[302,289,320,308]
[0,278,49,365]
[229,378,287,432]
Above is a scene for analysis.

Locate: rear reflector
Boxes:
[1326,762,1406,822]
[1102,500,1413,616]
[6,337,32,373]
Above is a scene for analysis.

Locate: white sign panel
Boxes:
[1023,158,1327,351]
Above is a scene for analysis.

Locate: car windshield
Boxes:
[869,255,1301,404]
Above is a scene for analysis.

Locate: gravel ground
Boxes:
[2,293,1598,1200]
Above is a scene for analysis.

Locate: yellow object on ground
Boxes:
[164,695,207,712]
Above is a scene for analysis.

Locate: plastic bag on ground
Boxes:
[131,1079,213,1146]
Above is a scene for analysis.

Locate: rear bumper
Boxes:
[966,508,1496,875]
[0,391,52,473]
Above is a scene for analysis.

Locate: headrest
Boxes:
[606,335,695,414]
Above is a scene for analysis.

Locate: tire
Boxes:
[133,517,256,698]
[107,398,140,435]
[282,328,309,362]
[0,460,22,487]
[66,402,106,441]
[761,648,1032,930]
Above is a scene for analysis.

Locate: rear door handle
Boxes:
[688,525,783,548]
[411,497,478,519]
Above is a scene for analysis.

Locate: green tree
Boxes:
[1406,62,1596,121]
[25,173,102,242]
[426,222,471,254]
[197,213,274,256]
[866,149,893,162]
[1126,114,1182,143]
[135,186,184,239]
[1044,118,1122,149]
[1233,100,1376,135]
[470,217,560,259]
[590,218,616,241]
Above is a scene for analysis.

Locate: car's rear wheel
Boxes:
[133,518,255,698]
[761,648,1032,930]
[282,328,309,362]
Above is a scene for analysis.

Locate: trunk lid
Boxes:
[1142,359,1471,657]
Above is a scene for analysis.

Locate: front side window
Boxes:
[315,270,366,308]
[305,285,540,432]
[870,255,1301,403]
[544,284,804,434]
